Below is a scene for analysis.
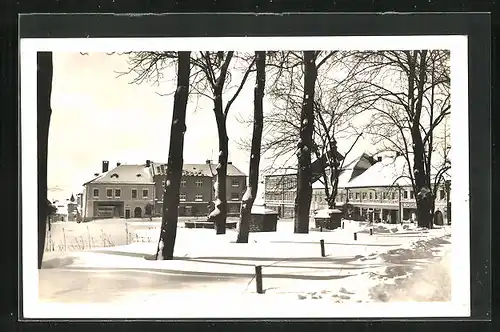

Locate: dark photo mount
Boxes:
[7,9,492,332]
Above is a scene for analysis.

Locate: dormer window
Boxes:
[110,173,119,178]
[136,173,142,177]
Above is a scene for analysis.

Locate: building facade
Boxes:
[342,156,450,224]
[150,160,247,217]
[264,153,451,224]
[265,153,375,218]
[82,161,155,220]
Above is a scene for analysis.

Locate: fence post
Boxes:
[369,228,373,236]
[255,265,263,294]
[125,222,129,245]
[320,239,326,257]
[87,225,92,249]
[63,228,66,251]
[354,232,357,241]
[342,221,344,229]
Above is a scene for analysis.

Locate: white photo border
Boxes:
[20,35,470,319]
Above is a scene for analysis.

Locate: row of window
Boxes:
[92,188,149,199]
[93,188,242,202]
[178,192,241,202]
[267,188,447,203]
[348,189,446,201]
[163,179,241,188]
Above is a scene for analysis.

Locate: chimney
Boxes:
[206,159,211,164]
[377,156,382,162]
[117,162,121,167]
[102,160,109,173]
[146,160,151,167]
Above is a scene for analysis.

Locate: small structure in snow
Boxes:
[250,205,279,232]
[314,208,343,230]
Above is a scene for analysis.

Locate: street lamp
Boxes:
[445,180,451,225]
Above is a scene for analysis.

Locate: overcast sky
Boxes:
[47,52,374,199]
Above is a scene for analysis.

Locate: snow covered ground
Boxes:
[34,219,455,318]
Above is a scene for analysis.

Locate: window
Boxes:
[403,190,408,199]
[439,189,445,200]
[410,191,414,199]
[195,179,203,187]
[106,189,113,198]
[231,179,239,187]
[362,192,367,200]
[374,192,378,199]
[195,194,203,202]
[142,189,149,198]
[348,192,353,200]
[132,189,137,199]
[231,193,240,200]
[181,180,186,187]
[383,192,387,200]
[93,189,99,198]
[391,192,396,200]
[355,192,360,199]
[229,204,240,214]
[369,192,373,200]
[114,189,121,198]
[179,193,186,201]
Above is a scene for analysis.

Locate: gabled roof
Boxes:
[312,152,376,189]
[83,164,154,185]
[150,162,246,177]
[345,155,451,189]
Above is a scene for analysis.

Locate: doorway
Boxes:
[134,207,142,218]
[125,209,131,219]
[434,210,444,226]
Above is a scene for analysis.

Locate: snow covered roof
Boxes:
[150,162,246,177]
[345,155,450,188]
[312,152,375,190]
[83,164,154,185]
[346,157,411,188]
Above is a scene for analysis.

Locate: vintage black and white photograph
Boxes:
[20,35,470,318]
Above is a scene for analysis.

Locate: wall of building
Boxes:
[84,183,155,220]
[265,180,450,223]
[153,174,247,217]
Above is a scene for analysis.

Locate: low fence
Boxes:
[44,223,160,252]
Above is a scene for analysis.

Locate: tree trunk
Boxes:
[410,50,433,229]
[37,52,53,269]
[237,51,265,243]
[294,51,317,233]
[156,51,191,260]
[208,96,228,234]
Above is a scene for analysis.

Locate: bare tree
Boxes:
[190,52,255,234]
[294,51,316,232]
[236,51,265,243]
[37,52,53,269]
[156,51,191,260]
[355,50,451,228]
[119,51,254,235]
